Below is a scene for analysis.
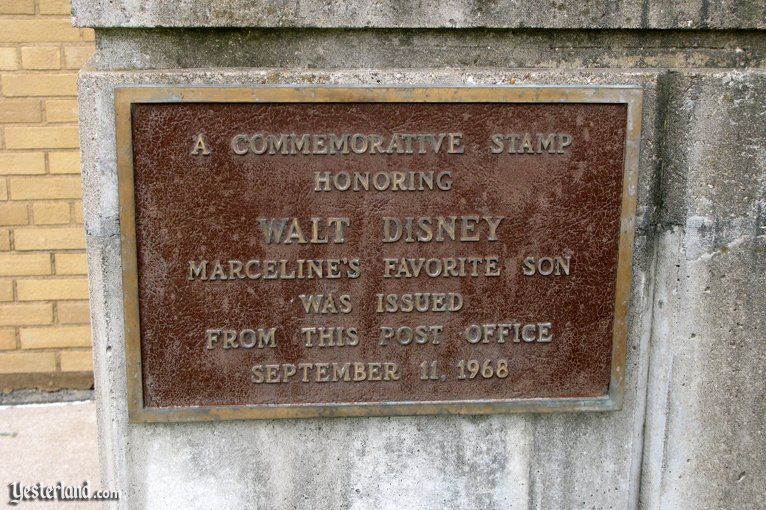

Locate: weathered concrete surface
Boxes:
[0,401,100,508]
[71,0,766,29]
[79,68,661,509]
[92,28,766,71]
[640,71,766,509]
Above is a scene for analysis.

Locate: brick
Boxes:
[5,127,79,150]
[45,99,77,122]
[80,29,95,42]
[0,203,29,226]
[63,46,93,69]
[0,229,9,251]
[9,176,81,199]
[19,324,90,349]
[0,48,19,70]
[73,202,83,224]
[60,349,92,372]
[0,100,42,123]
[33,201,70,224]
[0,21,82,43]
[55,253,86,275]
[0,351,56,374]
[57,300,89,324]
[0,329,15,350]
[21,47,61,70]
[17,278,88,301]
[0,0,35,15]
[0,180,7,200]
[13,227,84,250]
[0,280,12,301]
[1,73,77,96]
[48,151,79,174]
[0,253,50,276]
[0,153,46,175]
[39,0,71,15]
[0,303,52,326]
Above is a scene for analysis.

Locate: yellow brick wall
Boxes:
[0,0,94,391]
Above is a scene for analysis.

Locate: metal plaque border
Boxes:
[115,86,642,423]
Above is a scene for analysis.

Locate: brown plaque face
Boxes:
[117,87,642,422]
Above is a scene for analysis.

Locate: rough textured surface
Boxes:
[640,71,766,510]
[92,28,766,71]
[0,401,100,493]
[130,101,626,408]
[79,68,660,509]
[71,0,766,29]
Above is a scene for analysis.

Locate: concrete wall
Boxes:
[75,2,765,508]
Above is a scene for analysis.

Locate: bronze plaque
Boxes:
[117,87,642,422]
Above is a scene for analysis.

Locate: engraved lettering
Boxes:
[522,255,572,276]
[382,216,504,243]
[231,133,465,156]
[383,257,501,278]
[191,133,211,156]
[251,362,399,383]
[464,323,553,343]
[447,132,464,154]
[256,218,350,245]
[302,327,359,347]
[188,260,208,280]
[206,328,277,349]
[375,293,463,313]
[300,294,353,314]
[231,134,249,155]
[489,133,574,154]
[379,325,443,346]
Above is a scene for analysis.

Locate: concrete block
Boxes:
[71,0,766,29]
[79,67,660,509]
[89,29,766,71]
[640,70,766,510]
